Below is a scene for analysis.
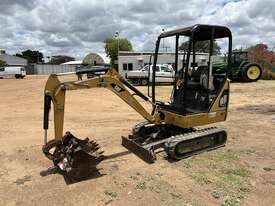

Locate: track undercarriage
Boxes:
[122,121,227,163]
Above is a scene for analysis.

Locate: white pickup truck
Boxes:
[0,67,26,79]
[126,64,174,85]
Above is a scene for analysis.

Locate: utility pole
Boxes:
[161,29,170,52]
[115,31,120,58]
[162,28,165,53]
[114,31,120,70]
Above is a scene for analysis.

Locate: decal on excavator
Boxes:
[111,83,125,93]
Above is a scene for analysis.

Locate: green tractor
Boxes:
[213,50,262,82]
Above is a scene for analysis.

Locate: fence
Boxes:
[34,64,76,75]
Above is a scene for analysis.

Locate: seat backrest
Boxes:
[191,65,208,82]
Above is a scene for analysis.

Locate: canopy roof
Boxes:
[159,24,231,41]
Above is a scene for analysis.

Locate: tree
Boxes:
[0,59,7,67]
[104,37,133,67]
[179,40,221,54]
[16,50,44,64]
[248,43,275,79]
[48,55,75,65]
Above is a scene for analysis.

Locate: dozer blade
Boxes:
[122,136,156,163]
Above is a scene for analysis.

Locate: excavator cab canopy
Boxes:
[151,24,232,114]
[159,24,232,41]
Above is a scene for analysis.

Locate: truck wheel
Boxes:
[140,78,148,86]
[242,63,262,82]
[15,74,20,79]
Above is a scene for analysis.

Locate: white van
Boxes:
[0,67,26,79]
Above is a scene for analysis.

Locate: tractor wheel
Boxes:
[242,63,262,82]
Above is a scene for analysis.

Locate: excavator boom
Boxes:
[44,68,155,140]
[43,67,158,161]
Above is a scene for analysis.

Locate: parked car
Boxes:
[0,67,26,79]
[126,64,174,85]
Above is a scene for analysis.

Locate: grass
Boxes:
[224,168,251,178]
[214,149,241,161]
[179,149,252,206]
[104,190,118,198]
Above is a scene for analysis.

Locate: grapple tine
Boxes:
[89,142,99,147]
[51,133,105,174]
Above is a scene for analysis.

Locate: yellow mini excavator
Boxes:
[42,24,232,172]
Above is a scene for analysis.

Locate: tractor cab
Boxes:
[232,50,249,67]
[150,24,232,115]
[215,49,262,82]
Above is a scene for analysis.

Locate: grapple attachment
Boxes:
[43,132,105,174]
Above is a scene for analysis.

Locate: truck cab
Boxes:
[126,64,174,85]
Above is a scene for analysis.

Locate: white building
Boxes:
[0,50,27,66]
[118,51,208,78]
[36,52,110,75]
[61,53,110,66]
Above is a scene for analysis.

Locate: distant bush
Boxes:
[0,59,7,67]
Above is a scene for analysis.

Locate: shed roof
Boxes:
[61,60,82,65]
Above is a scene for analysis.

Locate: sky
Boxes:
[0,0,274,60]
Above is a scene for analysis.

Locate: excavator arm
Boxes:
[43,68,158,160]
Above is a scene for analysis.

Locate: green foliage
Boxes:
[214,149,241,161]
[16,50,44,64]
[179,40,221,54]
[104,37,133,67]
[225,168,251,178]
[48,55,75,64]
[0,59,7,67]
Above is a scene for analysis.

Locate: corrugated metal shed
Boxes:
[0,50,27,66]
[35,64,76,74]
[82,53,110,65]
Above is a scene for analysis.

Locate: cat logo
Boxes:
[111,83,125,93]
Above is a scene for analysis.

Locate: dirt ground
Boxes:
[0,76,275,206]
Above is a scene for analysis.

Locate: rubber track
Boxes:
[165,127,227,160]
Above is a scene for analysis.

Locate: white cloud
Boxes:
[0,0,274,59]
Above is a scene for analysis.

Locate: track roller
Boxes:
[165,127,227,160]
